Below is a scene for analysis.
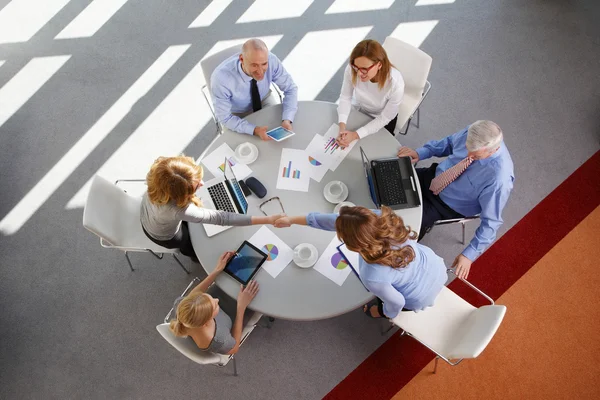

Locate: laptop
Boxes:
[360,147,420,210]
[197,157,249,237]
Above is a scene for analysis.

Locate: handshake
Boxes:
[266,214,293,228]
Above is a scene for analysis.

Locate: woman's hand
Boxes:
[215,251,236,272]
[237,280,259,310]
[336,131,359,147]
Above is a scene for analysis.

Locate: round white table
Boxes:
[189,100,422,320]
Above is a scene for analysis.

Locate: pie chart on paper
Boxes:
[330,252,348,270]
[262,244,279,261]
[308,156,322,166]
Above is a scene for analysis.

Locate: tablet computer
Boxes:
[266,126,295,142]
[223,241,268,284]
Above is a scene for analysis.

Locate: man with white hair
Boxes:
[397,120,514,279]
[210,38,298,140]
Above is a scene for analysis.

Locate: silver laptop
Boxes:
[197,157,248,237]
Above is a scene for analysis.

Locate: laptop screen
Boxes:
[360,147,379,207]
[223,157,248,214]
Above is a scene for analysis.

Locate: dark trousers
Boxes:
[142,221,198,260]
[385,115,398,136]
[416,164,464,241]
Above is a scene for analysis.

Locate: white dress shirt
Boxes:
[337,65,404,138]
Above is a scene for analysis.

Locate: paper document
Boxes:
[313,236,354,286]
[248,226,293,278]
[276,148,311,192]
[313,124,357,172]
[201,143,252,180]
[304,134,333,182]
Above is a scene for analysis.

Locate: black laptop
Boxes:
[360,147,420,210]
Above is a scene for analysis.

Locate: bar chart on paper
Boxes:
[276,148,310,192]
[324,137,341,154]
[282,161,301,179]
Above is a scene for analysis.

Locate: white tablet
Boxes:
[267,126,295,142]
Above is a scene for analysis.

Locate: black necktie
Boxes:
[250,79,262,112]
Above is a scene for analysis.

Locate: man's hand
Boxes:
[237,280,259,310]
[215,251,236,272]
[451,254,473,280]
[397,146,419,164]
[281,120,293,131]
[336,131,359,147]
[273,215,292,228]
[253,126,271,141]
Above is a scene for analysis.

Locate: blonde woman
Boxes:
[337,39,404,147]
[274,206,446,318]
[170,251,259,354]
[140,155,279,260]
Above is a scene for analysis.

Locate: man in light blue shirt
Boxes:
[210,39,298,140]
[397,120,514,279]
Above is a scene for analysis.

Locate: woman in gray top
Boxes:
[140,155,279,260]
[170,251,259,354]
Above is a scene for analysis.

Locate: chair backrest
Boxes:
[201,45,243,95]
[382,36,432,93]
[82,175,141,246]
[156,323,224,365]
[447,305,507,359]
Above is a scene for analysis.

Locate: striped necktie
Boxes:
[429,156,474,195]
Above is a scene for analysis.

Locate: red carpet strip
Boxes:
[323,150,600,400]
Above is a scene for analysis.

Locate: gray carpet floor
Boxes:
[1,0,599,399]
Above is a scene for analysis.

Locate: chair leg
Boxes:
[433,356,439,374]
[148,249,164,260]
[414,107,421,128]
[267,317,275,329]
[124,251,135,272]
[232,357,238,376]
[172,254,190,274]
[461,222,466,245]
[399,116,412,135]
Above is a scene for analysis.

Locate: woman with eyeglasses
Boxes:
[140,155,280,261]
[273,206,446,319]
[336,39,405,147]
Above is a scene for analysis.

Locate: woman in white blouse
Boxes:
[337,39,404,147]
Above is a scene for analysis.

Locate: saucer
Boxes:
[293,243,318,268]
[234,142,259,165]
[324,181,349,204]
[334,201,355,213]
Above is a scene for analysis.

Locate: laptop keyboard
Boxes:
[208,183,236,213]
[374,161,408,205]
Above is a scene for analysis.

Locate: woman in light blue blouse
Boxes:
[275,206,447,318]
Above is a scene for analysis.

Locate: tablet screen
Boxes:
[267,127,295,141]
[223,241,268,284]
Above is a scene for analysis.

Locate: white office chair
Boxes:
[82,175,190,274]
[432,215,481,244]
[390,269,506,373]
[382,36,433,135]
[156,278,263,376]
[200,44,283,135]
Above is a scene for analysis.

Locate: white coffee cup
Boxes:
[324,180,349,204]
[334,201,355,213]
[293,243,318,268]
[234,142,258,164]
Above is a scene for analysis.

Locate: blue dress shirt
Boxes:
[306,212,447,318]
[415,127,515,261]
[210,52,298,135]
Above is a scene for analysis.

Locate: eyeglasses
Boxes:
[259,196,286,216]
[351,62,379,75]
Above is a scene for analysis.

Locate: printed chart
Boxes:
[304,134,334,182]
[248,227,293,278]
[262,244,279,261]
[276,148,310,192]
[201,143,252,180]
[313,236,355,286]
